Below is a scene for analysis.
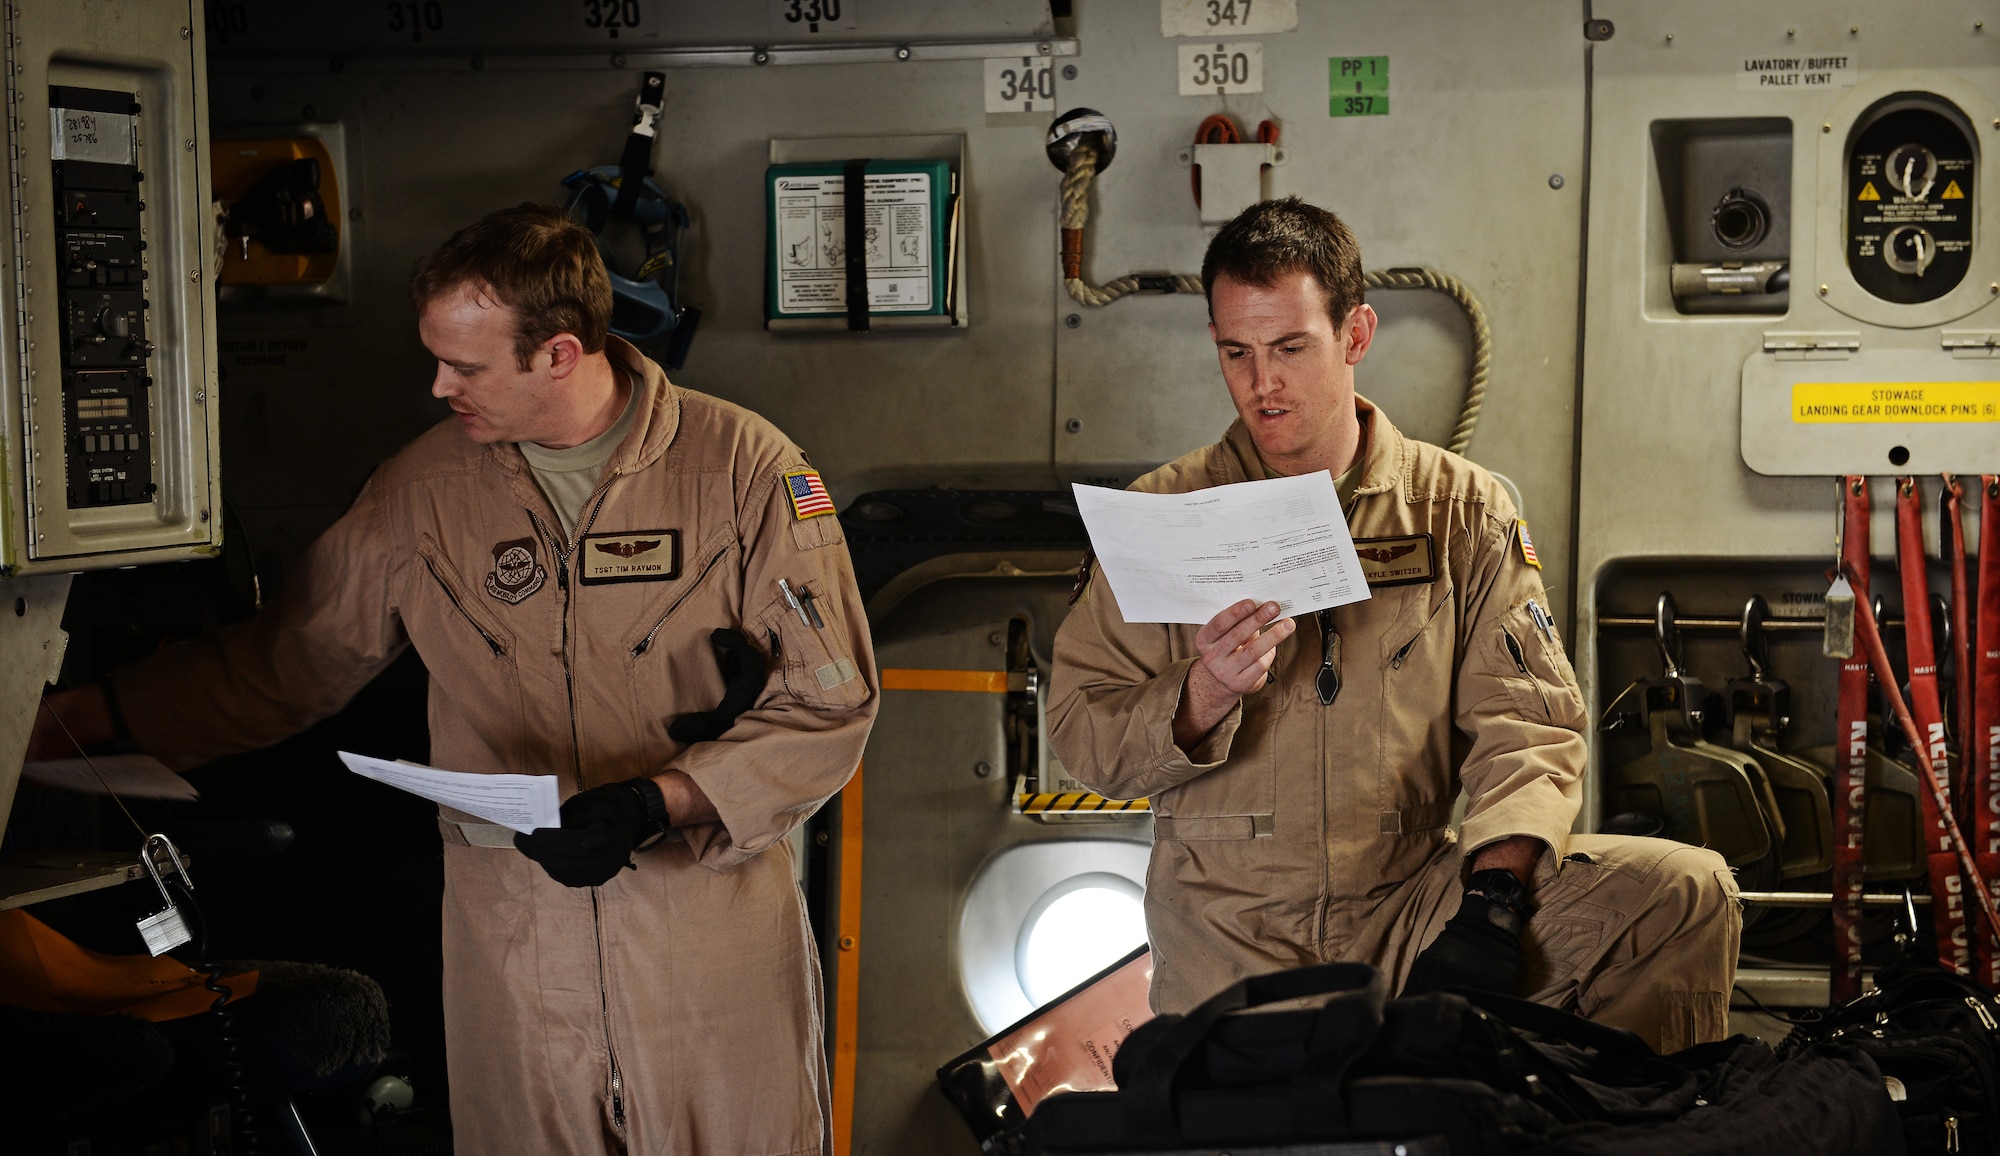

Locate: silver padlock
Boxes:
[135,833,194,957]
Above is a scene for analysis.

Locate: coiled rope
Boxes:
[1058,145,1492,455]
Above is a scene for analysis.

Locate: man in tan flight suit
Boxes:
[33,205,877,1153]
[1047,198,1739,1052]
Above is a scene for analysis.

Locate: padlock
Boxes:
[135,833,194,957]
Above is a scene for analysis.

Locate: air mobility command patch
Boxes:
[1352,534,1436,587]
[1517,520,1541,570]
[485,537,547,605]
[580,530,681,585]
[784,469,836,519]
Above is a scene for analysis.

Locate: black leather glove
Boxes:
[514,778,667,888]
[1400,870,1525,998]
[669,629,767,744]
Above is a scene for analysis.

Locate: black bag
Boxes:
[1781,959,2000,1155]
[1025,961,1904,1156]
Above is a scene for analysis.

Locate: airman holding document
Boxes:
[1047,197,1739,1052]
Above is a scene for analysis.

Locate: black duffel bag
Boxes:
[1780,956,2000,1155]
[1024,960,1905,1156]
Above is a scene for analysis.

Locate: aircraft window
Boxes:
[1015,872,1147,1008]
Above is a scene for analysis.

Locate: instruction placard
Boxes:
[1791,381,2000,424]
[1738,53,1857,90]
[771,170,936,314]
[1329,55,1388,117]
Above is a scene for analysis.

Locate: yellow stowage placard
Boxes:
[1791,382,2000,424]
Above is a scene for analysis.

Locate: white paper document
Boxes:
[1073,473,1372,625]
[22,754,198,801]
[338,752,560,835]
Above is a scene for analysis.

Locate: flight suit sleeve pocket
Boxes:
[765,583,870,712]
[1490,600,1584,730]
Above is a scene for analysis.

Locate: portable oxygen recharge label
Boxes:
[765,158,957,323]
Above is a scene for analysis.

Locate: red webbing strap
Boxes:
[1848,565,2000,956]
[1947,477,1974,822]
[1977,476,2000,988]
[1897,477,1971,973]
[1831,476,1871,1003]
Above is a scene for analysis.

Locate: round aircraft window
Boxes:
[957,839,1150,1034]
[1014,872,1147,1008]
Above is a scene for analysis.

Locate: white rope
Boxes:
[1058,146,1493,455]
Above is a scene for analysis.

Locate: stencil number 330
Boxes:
[782,0,843,22]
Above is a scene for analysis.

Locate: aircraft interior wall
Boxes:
[1,0,1996,1151]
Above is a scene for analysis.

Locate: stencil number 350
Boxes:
[1190,49,1251,87]
[782,0,843,22]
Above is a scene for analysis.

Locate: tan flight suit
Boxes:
[1048,400,1739,1052]
[116,337,877,1154]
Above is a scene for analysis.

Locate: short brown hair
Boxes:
[1200,197,1366,325]
[410,203,613,371]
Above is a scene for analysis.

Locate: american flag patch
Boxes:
[784,469,836,520]
[1517,520,1541,570]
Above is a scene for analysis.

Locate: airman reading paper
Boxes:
[1073,473,1372,625]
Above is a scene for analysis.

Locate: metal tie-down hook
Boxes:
[1654,591,1702,729]
[1738,594,1770,683]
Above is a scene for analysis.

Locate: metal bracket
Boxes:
[1941,329,2000,359]
[1175,141,1289,229]
[1762,330,1861,361]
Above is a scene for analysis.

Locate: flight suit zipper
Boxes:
[525,470,629,1130]
[1503,628,1553,719]
[632,543,732,656]
[420,555,506,657]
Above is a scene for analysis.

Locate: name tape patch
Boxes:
[1352,533,1436,587]
[784,469,836,520]
[579,529,681,585]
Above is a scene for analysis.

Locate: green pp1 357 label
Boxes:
[1329,56,1388,117]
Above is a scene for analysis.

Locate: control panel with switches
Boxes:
[50,86,156,510]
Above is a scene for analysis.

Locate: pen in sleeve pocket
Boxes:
[777,578,812,627]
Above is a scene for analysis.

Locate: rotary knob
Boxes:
[1883,224,1936,277]
[1883,143,1937,200]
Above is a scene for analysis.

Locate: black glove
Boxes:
[669,629,767,744]
[1400,870,1525,998]
[514,778,666,888]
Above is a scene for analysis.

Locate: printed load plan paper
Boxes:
[1073,472,1372,625]
[338,752,561,835]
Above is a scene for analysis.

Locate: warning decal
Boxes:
[1942,180,1965,199]
[1792,382,2000,424]
[1857,182,1880,201]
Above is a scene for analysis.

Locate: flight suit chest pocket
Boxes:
[763,580,869,712]
[1492,599,1584,729]
[414,536,516,662]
